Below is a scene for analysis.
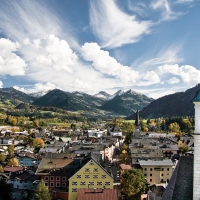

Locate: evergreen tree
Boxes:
[34,180,52,200]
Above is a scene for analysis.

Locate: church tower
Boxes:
[193,89,200,199]
[134,109,141,138]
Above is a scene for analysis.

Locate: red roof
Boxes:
[77,189,118,200]
[4,166,23,172]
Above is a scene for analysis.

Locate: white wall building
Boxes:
[193,89,200,200]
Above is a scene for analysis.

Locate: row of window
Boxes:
[44,176,66,181]
[144,168,170,171]
[72,181,110,186]
[85,168,98,172]
[77,174,106,179]
[45,182,66,187]
[144,173,170,177]
[148,179,169,182]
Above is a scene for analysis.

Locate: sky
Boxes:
[0,0,200,99]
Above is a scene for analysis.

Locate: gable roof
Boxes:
[69,153,113,180]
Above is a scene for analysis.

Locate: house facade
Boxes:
[139,159,174,184]
[68,157,114,200]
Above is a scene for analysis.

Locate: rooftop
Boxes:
[76,188,118,200]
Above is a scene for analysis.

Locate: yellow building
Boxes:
[139,159,174,184]
[68,155,114,200]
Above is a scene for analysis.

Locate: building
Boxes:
[193,89,200,199]
[35,152,78,200]
[139,159,174,185]
[68,154,114,200]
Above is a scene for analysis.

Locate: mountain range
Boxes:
[0,84,199,120]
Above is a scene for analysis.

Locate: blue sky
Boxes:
[0,0,200,99]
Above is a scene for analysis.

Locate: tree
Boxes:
[0,178,13,200]
[36,138,45,148]
[7,157,19,166]
[168,122,180,133]
[7,145,14,157]
[0,164,4,172]
[0,153,6,163]
[121,168,146,200]
[34,180,52,200]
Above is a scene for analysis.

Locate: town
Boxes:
[0,97,197,200]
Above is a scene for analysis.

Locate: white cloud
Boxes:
[158,64,200,86]
[22,35,78,74]
[14,82,58,94]
[81,42,161,86]
[71,79,93,91]
[167,77,180,84]
[0,81,3,88]
[89,0,152,48]
[151,0,182,21]
[0,38,27,76]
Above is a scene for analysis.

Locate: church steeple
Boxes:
[134,109,141,139]
[135,109,140,126]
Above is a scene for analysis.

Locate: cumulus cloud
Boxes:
[89,0,152,48]
[158,64,200,86]
[22,35,78,73]
[71,79,93,91]
[14,82,58,94]
[0,38,27,76]
[81,42,160,85]
[167,77,180,84]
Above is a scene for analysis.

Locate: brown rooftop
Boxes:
[120,164,132,170]
[77,188,118,200]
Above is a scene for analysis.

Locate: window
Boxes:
[89,182,94,186]
[72,182,77,186]
[56,182,60,187]
[144,174,146,176]
[62,183,66,187]
[97,182,102,186]
[161,179,163,182]
[80,182,86,186]
[50,182,54,187]
[93,168,98,172]
[44,176,49,181]
[144,168,147,171]
[150,179,152,182]
[161,174,164,176]
[45,182,48,186]
[72,188,77,192]
[50,176,54,181]
[150,174,152,176]
[150,168,152,171]
[85,168,90,172]
[105,182,110,185]
[162,168,164,171]
[62,177,66,181]
[167,168,169,171]
[52,191,56,196]
[101,175,106,178]
[56,176,60,181]
[77,175,81,178]
[93,175,98,178]
[85,175,90,178]
[89,162,94,165]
